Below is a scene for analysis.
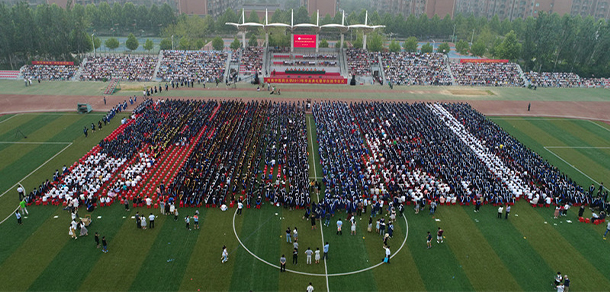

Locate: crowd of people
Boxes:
[239,47,264,75]
[381,52,452,86]
[346,49,377,76]
[80,55,157,81]
[169,100,310,209]
[157,50,227,83]
[450,62,525,86]
[21,65,78,81]
[524,71,581,88]
[311,100,602,217]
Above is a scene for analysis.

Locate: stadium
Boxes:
[1,1,610,292]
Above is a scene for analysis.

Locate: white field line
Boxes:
[231,208,409,277]
[544,146,610,149]
[0,206,20,225]
[489,114,610,122]
[0,141,73,145]
[0,114,19,124]
[543,147,605,189]
[308,115,329,292]
[0,142,73,200]
[588,120,610,133]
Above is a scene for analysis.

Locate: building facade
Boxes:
[376,0,610,20]
[304,0,338,17]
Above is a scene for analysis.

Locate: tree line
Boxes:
[1,1,610,77]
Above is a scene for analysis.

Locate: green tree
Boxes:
[247,10,259,23]
[388,39,401,52]
[495,30,521,61]
[212,36,224,51]
[230,37,241,50]
[321,14,333,25]
[403,36,418,52]
[367,32,384,52]
[437,42,451,54]
[125,33,139,51]
[143,38,154,53]
[319,39,329,48]
[268,27,289,47]
[471,39,486,57]
[352,33,363,49]
[105,37,120,51]
[178,36,190,50]
[294,6,309,24]
[195,39,205,50]
[93,36,102,51]
[420,43,433,54]
[160,38,172,50]
[98,1,112,28]
[248,34,258,47]
[455,40,470,54]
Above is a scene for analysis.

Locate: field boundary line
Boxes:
[0,142,73,200]
[489,114,610,122]
[0,206,20,225]
[0,114,20,124]
[543,147,605,190]
[545,146,610,149]
[588,120,610,133]
[0,141,73,145]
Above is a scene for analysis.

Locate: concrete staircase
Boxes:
[73,57,87,81]
[152,50,164,81]
[515,64,529,86]
[444,55,456,85]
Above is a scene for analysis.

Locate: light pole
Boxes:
[452,24,456,43]
[470,29,475,46]
[91,33,95,57]
[171,35,174,50]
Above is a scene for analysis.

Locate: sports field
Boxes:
[0,82,609,291]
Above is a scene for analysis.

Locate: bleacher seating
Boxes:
[157,50,227,82]
[0,70,20,80]
[22,65,78,81]
[381,52,452,86]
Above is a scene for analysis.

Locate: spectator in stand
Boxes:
[381,52,452,86]
[157,50,227,84]
[450,62,525,87]
[80,55,157,81]
[22,65,78,81]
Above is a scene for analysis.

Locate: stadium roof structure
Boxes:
[226,9,384,32]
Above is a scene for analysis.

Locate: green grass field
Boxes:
[1,86,610,291]
[2,79,610,102]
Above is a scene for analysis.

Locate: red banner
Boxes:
[264,77,347,84]
[460,59,509,64]
[32,61,74,66]
[294,35,317,48]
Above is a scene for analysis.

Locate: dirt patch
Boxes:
[118,82,161,92]
[446,89,492,96]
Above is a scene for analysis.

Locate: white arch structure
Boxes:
[226,10,385,51]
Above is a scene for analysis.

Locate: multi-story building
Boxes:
[455,0,575,20]
[177,0,243,17]
[302,0,338,17]
[378,0,427,17]
[571,0,610,19]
